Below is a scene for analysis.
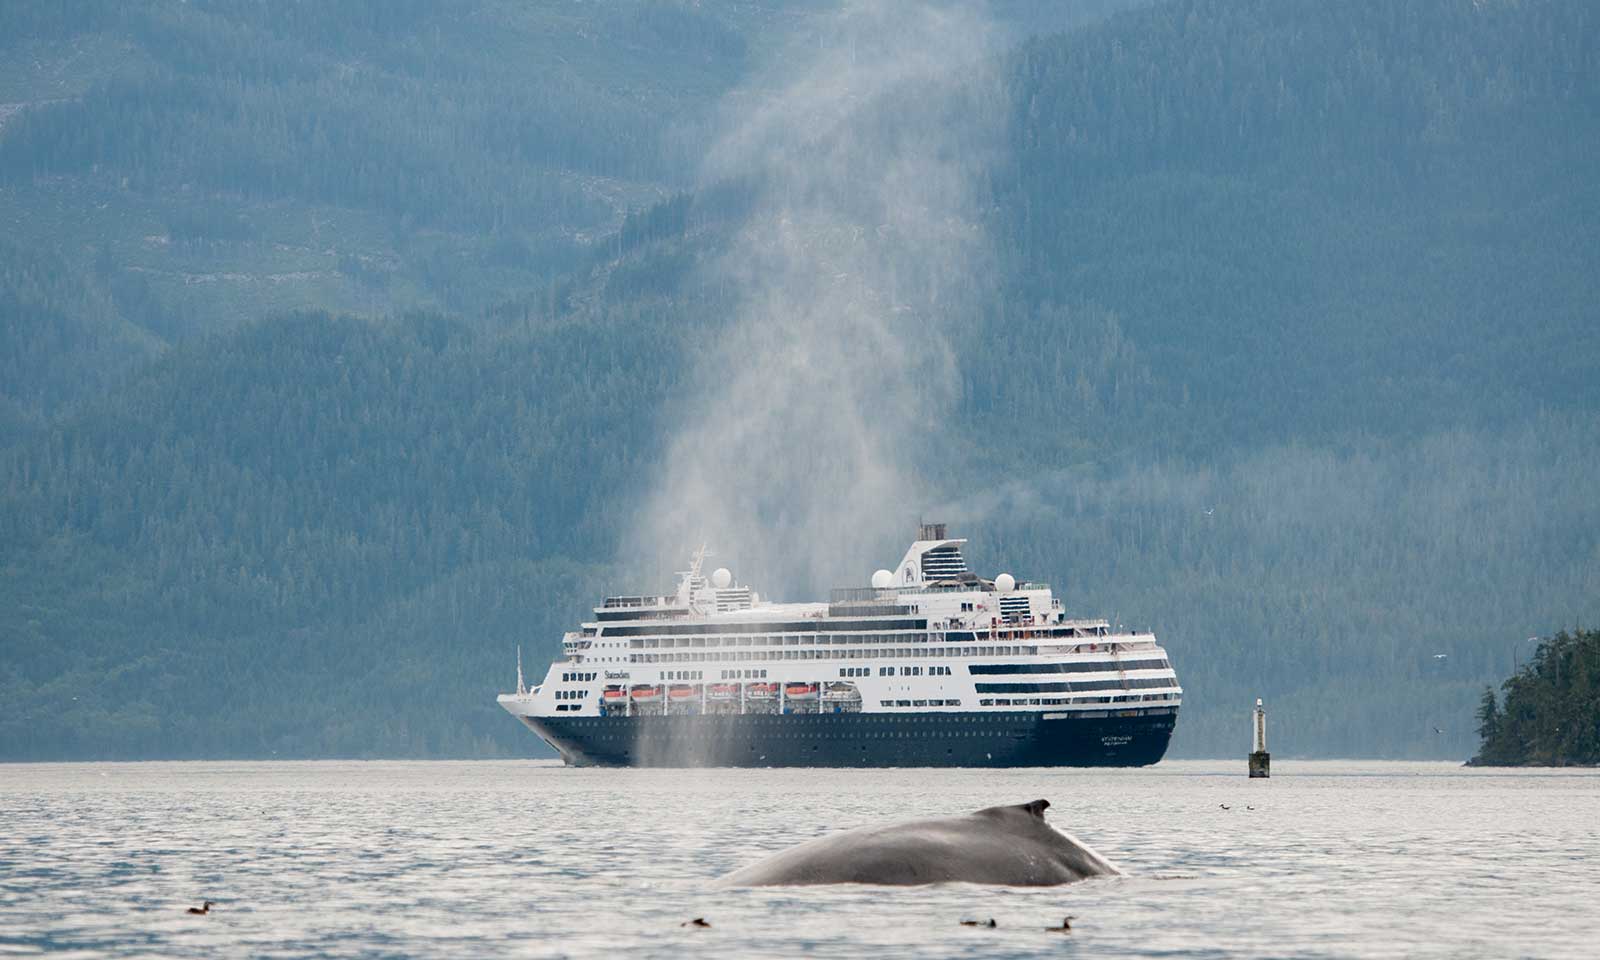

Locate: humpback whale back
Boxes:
[716,799,1122,887]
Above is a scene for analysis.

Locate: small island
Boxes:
[1472,629,1599,766]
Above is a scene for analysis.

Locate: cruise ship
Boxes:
[497,524,1181,767]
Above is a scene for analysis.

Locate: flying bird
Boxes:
[1432,653,1448,660]
[681,918,711,928]
[1219,803,1231,810]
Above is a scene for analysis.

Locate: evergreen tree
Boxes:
[1475,687,1503,763]
[1473,630,1600,766]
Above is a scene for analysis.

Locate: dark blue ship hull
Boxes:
[520,707,1178,767]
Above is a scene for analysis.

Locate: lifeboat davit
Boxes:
[708,683,741,700]
[784,682,820,700]
[668,683,700,701]
[745,682,779,699]
[629,684,662,702]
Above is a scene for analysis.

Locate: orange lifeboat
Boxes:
[784,682,820,700]
[602,686,626,702]
[629,684,662,702]
[668,683,700,701]
[745,682,779,699]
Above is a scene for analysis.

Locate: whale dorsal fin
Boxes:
[975,798,1051,819]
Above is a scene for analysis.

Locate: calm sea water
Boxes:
[2,760,1596,958]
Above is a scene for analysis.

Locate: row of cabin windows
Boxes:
[968,658,1170,675]
[840,667,869,677]
[560,693,1173,715]
[974,676,1178,694]
[561,671,596,683]
[633,633,920,648]
[976,692,1179,707]
[634,645,1048,664]
[625,629,1103,649]
[556,689,588,700]
[719,669,770,679]
[583,640,629,665]
[663,670,703,680]
[599,619,926,638]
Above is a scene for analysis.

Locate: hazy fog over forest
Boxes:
[1,0,1596,761]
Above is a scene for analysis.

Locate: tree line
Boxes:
[1474,629,1600,766]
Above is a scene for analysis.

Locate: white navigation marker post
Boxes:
[1249,697,1271,778]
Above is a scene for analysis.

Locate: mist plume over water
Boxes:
[633,1,1001,597]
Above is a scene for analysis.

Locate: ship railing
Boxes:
[829,587,898,603]
[829,582,1055,600]
[601,595,672,609]
[826,603,916,617]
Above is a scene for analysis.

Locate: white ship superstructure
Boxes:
[498,524,1181,767]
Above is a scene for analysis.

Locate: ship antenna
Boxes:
[516,644,526,695]
[677,544,712,606]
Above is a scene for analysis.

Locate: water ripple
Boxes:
[2,760,1597,958]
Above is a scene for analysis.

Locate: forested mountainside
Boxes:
[2,0,1597,760]
[0,0,1128,435]
[0,310,663,756]
[996,0,1599,455]
[0,0,750,436]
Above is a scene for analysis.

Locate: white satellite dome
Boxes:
[871,569,894,589]
[711,567,733,589]
[994,572,1016,593]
